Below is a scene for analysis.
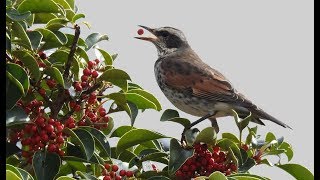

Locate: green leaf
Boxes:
[102,116,114,136]
[6,106,29,126]
[141,152,168,162]
[98,69,131,91]
[44,66,64,87]
[116,129,167,154]
[118,150,137,163]
[147,176,171,180]
[276,164,313,180]
[232,110,252,131]
[195,127,217,145]
[12,50,41,81]
[11,21,32,50]
[85,33,108,51]
[26,31,43,50]
[63,128,94,161]
[72,13,85,23]
[48,49,69,64]
[6,8,31,21]
[128,82,143,90]
[76,171,99,180]
[168,138,194,174]
[265,132,276,143]
[56,176,75,180]
[45,18,69,31]
[17,0,60,13]
[35,28,67,50]
[126,93,157,110]
[127,101,139,126]
[228,173,270,180]
[208,171,228,180]
[33,151,61,180]
[222,133,239,143]
[52,0,72,9]
[6,164,22,179]
[95,48,113,65]
[107,92,127,105]
[34,13,57,24]
[128,89,161,111]
[73,129,95,161]
[184,128,199,146]
[217,139,242,165]
[138,171,169,179]
[6,73,24,109]
[6,63,29,93]
[110,126,136,138]
[16,166,34,180]
[278,142,293,161]
[79,127,111,157]
[6,170,21,180]
[6,31,11,52]
[76,46,89,62]
[260,159,273,166]
[160,109,191,128]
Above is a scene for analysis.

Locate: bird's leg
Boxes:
[181,112,216,145]
[209,117,219,133]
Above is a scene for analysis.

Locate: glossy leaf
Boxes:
[52,0,71,9]
[79,126,111,157]
[45,18,69,31]
[276,164,313,180]
[6,170,20,180]
[222,133,239,143]
[126,93,157,110]
[85,33,109,51]
[65,34,87,48]
[6,8,31,21]
[12,50,41,81]
[278,142,293,161]
[228,173,270,180]
[72,13,85,23]
[168,138,194,174]
[56,176,75,180]
[26,31,43,50]
[110,126,136,138]
[17,0,60,13]
[116,129,167,154]
[36,28,67,50]
[34,13,57,24]
[11,21,32,50]
[6,106,29,126]
[76,171,99,180]
[208,171,228,180]
[194,127,217,145]
[160,109,191,127]
[6,164,22,179]
[6,63,29,93]
[33,151,61,180]
[98,69,131,91]
[95,48,113,65]
[6,72,24,109]
[128,89,161,111]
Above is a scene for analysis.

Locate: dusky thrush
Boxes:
[135,26,291,132]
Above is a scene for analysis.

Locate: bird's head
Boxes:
[135,25,190,57]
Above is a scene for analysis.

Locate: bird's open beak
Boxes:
[134,25,158,42]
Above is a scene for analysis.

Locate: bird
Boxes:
[135,25,291,133]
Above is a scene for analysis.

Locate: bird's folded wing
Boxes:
[162,59,254,107]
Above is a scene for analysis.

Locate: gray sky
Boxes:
[77,0,314,179]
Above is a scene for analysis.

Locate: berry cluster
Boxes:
[175,143,237,179]
[10,100,66,164]
[73,59,100,92]
[102,163,134,180]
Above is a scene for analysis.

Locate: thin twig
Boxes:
[63,24,80,80]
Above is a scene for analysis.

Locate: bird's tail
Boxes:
[251,108,292,129]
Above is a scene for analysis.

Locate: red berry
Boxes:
[219,151,226,158]
[241,144,249,151]
[46,124,54,133]
[94,59,100,64]
[182,165,189,172]
[83,68,91,76]
[41,134,49,142]
[230,163,237,171]
[74,83,82,92]
[81,82,88,88]
[46,79,56,89]
[99,111,106,117]
[74,105,81,112]
[115,176,121,180]
[35,117,45,125]
[68,123,76,129]
[137,29,144,35]
[104,163,111,170]
[103,176,111,180]
[213,146,220,153]
[56,136,64,144]
[56,125,64,132]
[126,171,133,177]
[225,169,231,176]
[88,61,95,69]
[48,118,55,124]
[39,88,46,96]
[47,144,56,152]
[38,51,47,60]
[91,71,99,78]
[119,170,126,176]
[109,171,115,177]
[69,101,76,108]
[22,151,29,158]
[81,75,88,82]
[112,165,119,172]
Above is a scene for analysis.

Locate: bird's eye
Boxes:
[159,31,169,38]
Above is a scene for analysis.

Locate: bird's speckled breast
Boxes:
[154,59,222,117]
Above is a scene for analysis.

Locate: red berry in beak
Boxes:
[137,29,144,35]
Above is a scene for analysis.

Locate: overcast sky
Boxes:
[76,0,314,179]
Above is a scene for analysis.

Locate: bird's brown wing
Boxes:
[161,57,254,107]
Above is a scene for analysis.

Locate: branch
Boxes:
[82,82,102,95]
[63,24,80,80]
